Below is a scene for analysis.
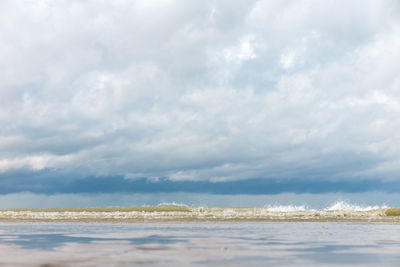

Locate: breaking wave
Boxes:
[264,204,308,212]
[0,201,398,222]
[325,201,389,211]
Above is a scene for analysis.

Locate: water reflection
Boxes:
[0,233,186,250]
[0,222,399,266]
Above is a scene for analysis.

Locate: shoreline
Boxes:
[0,205,399,223]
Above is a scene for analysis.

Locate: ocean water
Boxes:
[0,202,399,266]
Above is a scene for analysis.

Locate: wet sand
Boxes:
[0,222,399,266]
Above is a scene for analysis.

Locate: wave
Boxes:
[325,201,389,211]
[264,205,308,212]
[0,201,399,222]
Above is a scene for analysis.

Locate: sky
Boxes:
[1,0,400,208]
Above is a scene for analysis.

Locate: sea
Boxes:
[0,201,399,266]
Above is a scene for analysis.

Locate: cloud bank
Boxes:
[1,169,400,195]
[1,0,400,190]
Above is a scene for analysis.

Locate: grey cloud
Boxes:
[0,0,399,184]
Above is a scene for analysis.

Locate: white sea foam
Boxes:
[264,205,309,212]
[262,201,388,212]
[156,202,188,207]
[325,201,389,211]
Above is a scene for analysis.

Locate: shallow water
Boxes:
[0,222,399,266]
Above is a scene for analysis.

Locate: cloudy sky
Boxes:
[1,0,400,207]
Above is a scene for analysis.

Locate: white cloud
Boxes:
[0,0,399,181]
[224,35,256,63]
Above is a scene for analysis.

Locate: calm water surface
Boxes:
[0,222,399,266]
